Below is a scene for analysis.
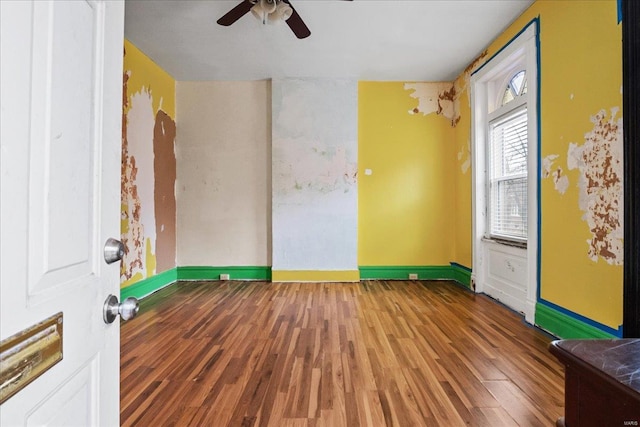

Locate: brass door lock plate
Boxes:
[0,312,63,404]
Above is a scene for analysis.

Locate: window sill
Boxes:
[482,236,527,249]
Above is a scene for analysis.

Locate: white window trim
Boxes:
[470,22,538,324]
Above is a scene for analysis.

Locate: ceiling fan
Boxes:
[217,0,351,40]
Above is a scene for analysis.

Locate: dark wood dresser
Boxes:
[549,339,640,427]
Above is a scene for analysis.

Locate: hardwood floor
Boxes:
[120,280,564,426]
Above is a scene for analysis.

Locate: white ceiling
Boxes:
[124,0,534,82]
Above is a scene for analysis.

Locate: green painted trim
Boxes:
[449,263,472,288]
[120,268,178,300]
[359,266,455,281]
[121,265,472,300]
[177,266,272,281]
[535,303,616,339]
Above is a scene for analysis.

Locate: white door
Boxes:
[1,1,124,425]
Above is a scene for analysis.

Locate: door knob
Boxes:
[103,294,139,324]
[104,238,124,264]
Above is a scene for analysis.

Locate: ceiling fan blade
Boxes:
[282,0,311,39]
[217,0,254,26]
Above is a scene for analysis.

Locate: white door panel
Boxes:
[480,242,528,314]
[1,1,124,425]
[25,362,98,427]
[487,247,527,288]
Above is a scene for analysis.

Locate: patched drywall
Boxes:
[567,108,623,265]
[153,110,177,272]
[121,41,176,287]
[272,79,358,272]
[176,81,271,267]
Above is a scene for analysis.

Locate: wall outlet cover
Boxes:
[220,274,230,280]
[409,273,418,280]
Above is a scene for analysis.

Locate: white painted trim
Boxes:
[471,21,538,324]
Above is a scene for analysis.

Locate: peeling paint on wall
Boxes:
[458,138,471,174]
[274,145,357,196]
[405,51,488,129]
[542,154,569,194]
[567,107,623,265]
[121,41,177,287]
[120,71,145,283]
[455,50,489,105]
[404,82,459,126]
[122,87,157,284]
[452,51,487,175]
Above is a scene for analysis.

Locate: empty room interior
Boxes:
[118,0,629,425]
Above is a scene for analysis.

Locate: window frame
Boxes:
[470,20,539,322]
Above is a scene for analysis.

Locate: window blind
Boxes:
[489,108,528,241]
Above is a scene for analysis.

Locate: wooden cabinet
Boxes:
[549,339,640,427]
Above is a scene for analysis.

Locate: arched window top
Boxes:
[501,70,527,106]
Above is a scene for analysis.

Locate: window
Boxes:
[501,70,527,105]
[470,20,538,322]
[488,71,528,243]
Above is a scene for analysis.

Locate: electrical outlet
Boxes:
[220,273,230,280]
[409,273,418,280]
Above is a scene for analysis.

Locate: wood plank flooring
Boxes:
[120,280,564,426]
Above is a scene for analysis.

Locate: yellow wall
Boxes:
[358,82,455,266]
[121,40,177,288]
[452,82,473,268]
[454,1,623,330]
[123,40,175,118]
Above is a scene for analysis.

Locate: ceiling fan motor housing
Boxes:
[251,0,292,24]
[217,0,312,39]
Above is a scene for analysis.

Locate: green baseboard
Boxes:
[449,263,472,288]
[535,303,617,339]
[120,268,178,300]
[120,266,270,300]
[177,266,271,281]
[121,264,472,301]
[359,265,455,281]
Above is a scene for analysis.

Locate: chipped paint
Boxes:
[275,145,357,195]
[121,87,157,285]
[542,154,569,194]
[567,108,623,265]
[120,43,177,287]
[120,71,145,284]
[404,82,458,126]
[458,138,471,174]
[454,50,489,105]
[405,51,488,128]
